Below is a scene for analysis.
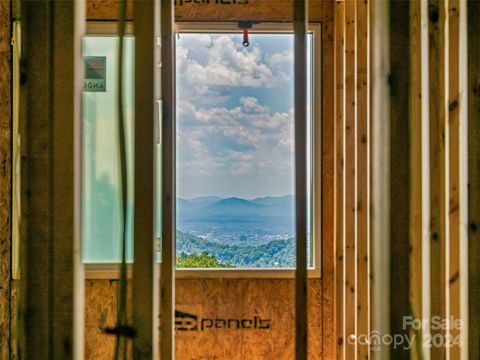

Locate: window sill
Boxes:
[84,263,321,279]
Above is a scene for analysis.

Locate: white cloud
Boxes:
[177,97,294,186]
[177,35,287,92]
[267,50,294,67]
[239,96,269,113]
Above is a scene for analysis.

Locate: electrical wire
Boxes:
[114,0,129,358]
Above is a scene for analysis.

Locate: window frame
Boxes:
[83,21,322,279]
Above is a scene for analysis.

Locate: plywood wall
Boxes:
[85,279,323,360]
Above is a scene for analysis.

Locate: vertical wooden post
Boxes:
[356,0,370,358]
[389,1,410,359]
[343,1,356,358]
[72,2,86,359]
[446,0,464,357]
[23,0,85,358]
[0,1,12,358]
[294,0,308,359]
[458,1,469,358]
[334,1,345,358]
[370,0,392,357]
[133,0,156,358]
[428,0,447,358]
[23,3,51,357]
[160,0,176,358]
[468,1,480,359]
[321,0,336,358]
[408,1,429,358]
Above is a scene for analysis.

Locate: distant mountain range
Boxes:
[177,195,295,220]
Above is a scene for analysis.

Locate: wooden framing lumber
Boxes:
[294,0,308,359]
[356,0,370,357]
[389,1,410,359]
[343,1,356,358]
[428,0,447,358]
[85,0,326,22]
[0,1,12,358]
[370,0,391,355]
[408,1,427,358]
[447,0,463,357]
[320,0,336,358]
[160,0,176,358]
[22,1,85,358]
[333,1,345,358]
[133,0,156,358]
[468,1,480,358]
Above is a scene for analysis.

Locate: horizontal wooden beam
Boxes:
[86,0,329,22]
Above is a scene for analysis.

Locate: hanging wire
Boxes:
[116,0,128,357]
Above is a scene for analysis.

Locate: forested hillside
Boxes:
[176,231,296,268]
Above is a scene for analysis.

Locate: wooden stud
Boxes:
[447,0,462,357]
[428,0,447,358]
[11,18,22,360]
[23,1,85,358]
[0,1,12,358]
[160,0,176,359]
[334,1,345,358]
[468,0,480,358]
[370,0,392,355]
[320,1,336,358]
[356,0,370,358]
[408,0,426,358]
[73,2,86,358]
[458,1,468,358]
[389,1,410,359]
[133,0,156,358]
[343,1,356,358]
[294,0,308,359]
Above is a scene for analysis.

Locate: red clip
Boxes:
[243,28,249,47]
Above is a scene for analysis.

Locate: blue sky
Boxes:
[176,33,299,199]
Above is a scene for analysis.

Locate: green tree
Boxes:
[176,252,234,268]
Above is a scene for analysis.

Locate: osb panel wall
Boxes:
[86,279,322,359]
[0,0,12,359]
[86,0,327,22]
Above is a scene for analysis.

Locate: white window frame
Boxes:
[83,21,322,279]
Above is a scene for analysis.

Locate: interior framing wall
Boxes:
[405,0,469,358]
[83,0,336,359]
[336,1,471,359]
[366,0,470,359]
[333,0,371,358]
